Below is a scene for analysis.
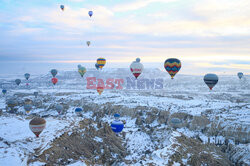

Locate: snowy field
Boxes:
[0,69,249,165]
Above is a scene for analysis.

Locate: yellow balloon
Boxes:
[97,58,106,69]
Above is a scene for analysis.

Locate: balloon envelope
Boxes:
[52,78,58,85]
[15,79,21,86]
[2,89,7,95]
[75,107,83,115]
[97,86,104,95]
[204,73,218,90]
[170,118,182,128]
[55,104,63,114]
[75,108,83,112]
[24,73,30,80]
[50,69,58,77]
[86,41,91,46]
[97,58,106,69]
[24,104,32,113]
[95,63,100,70]
[78,66,86,77]
[114,113,120,118]
[130,61,143,79]
[34,92,38,98]
[29,118,46,137]
[136,58,140,62]
[111,120,124,133]
[60,5,64,11]
[7,99,17,108]
[238,72,243,79]
[114,113,120,120]
[88,11,93,17]
[164,58,181,79]
[24,98,32,105]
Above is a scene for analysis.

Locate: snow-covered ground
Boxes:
[0,69,249,165]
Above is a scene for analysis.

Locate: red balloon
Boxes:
[52,78,58,85]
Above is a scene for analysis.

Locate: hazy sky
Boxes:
[0,0,250,75]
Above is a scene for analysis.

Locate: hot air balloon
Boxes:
[88,11,93,17]
[52,78,58,85]
[95,63,100,70]
[130,60,144,79]
[238,72,243,79]
[97,86,104,95]
[114,113,120,120]
[34,92,38,98]
[24,98,32,105]
[6,98,18,113]
[86,41,91,47]
[15,79,21,86]
[75,107,83,116]
[2,89,7,95]
[50,69,58,78]
[170,118,182,129]
[164,58,181,79]
[24,104,32,114]
[136,58,140,62]
[78,64,82,69]
[55,104,63,114]
[78,66,86,77]
[24,73,30,80]
[7,99,17,108]
[97,58,106,69]
[111,114,124,134]
[60,5,64,11]
[29,117,46,137]
[204,73,218,90]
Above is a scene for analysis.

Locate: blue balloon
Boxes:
[238,72,243,79]
[95,63,100,70]
[88,11,93,17]
[114,113,120,118]
[50,69,58,77]
[60,5,64,10]
[75,107,83,113]
[111,120,124,133]
[2,89,7,95]
[136,58,140,62]
[24,73,30,80]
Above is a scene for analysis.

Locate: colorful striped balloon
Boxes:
[97,58,106,69]
[29,118,46,137]
[164,58,181,79]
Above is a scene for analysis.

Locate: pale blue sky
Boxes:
[0,0,250,75]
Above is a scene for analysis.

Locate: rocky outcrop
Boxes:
[169,134,232,166]
[31,119,127,165]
